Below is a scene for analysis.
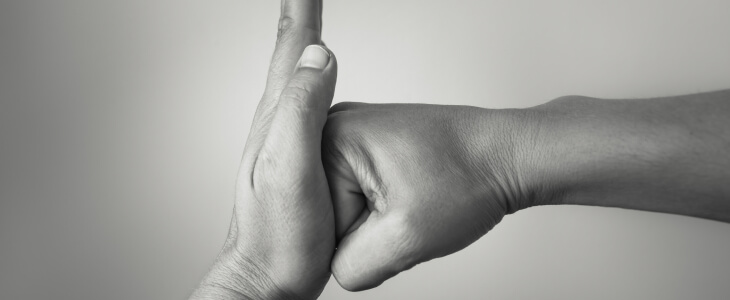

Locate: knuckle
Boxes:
[277,12,321,39]
[276,16,295,40]
[251,150,278,198]
[277,16,319,42]
[278,85,317,114]
[280,84,312,102]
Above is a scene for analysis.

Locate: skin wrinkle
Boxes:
[500,111,533,214]
[511,107,558,208]
[221,214,239,253]
[253,167,327,228]
[199,251,286,300]
[459,108,520,214]
[438,108,507,228]
[518,108,569,208]
[326,110,388,210]
[389,214,429,272]
[322,114,365,237]
[361,146,387,212]
[278,85,318,115]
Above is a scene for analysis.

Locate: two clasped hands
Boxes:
[190,1,730,299]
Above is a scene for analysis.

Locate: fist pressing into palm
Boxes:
[323,103,535,291]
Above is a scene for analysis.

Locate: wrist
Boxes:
[520,94,674,209]
[513,97,584,209]
[522,93,730,216]
[191,247,303,300]
[453,106,545,214]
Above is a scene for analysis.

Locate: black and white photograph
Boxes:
[1,1,729,299]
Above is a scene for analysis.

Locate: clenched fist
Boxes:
[322,103,537,291]
[323,93,730,292]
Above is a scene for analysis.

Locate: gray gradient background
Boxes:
[1,1,730,299]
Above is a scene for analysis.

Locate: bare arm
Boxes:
[323,90,730,290]
[523,90,730,222]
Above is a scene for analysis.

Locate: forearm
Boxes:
[523,90,730,221]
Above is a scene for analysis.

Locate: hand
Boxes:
[191,1,338,299]
[324,92,730,292]
[323,103,536,291]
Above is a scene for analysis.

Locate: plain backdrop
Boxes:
[1,1,730,299]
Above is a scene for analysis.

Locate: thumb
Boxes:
[262,44,337,163]
[332,212,422,291]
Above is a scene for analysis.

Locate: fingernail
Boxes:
[299,45,330,70]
